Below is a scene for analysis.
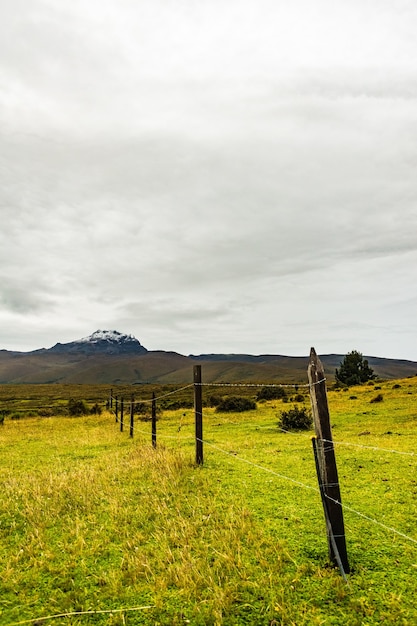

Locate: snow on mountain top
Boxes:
[78,330,138,344]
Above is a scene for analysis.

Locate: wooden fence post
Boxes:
[110,389,113,410]
[194,365,203,465]
[115,395,119,422]
[130,395,134,438]
[152,392,157,448]
[308,347,350,574]
[120,397,124,432]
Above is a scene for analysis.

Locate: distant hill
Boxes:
[0,330,416,384]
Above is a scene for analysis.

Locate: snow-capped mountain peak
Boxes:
[48,330,147,355]
[78,330,137,344]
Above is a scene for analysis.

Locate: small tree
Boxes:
[335,350,376,386]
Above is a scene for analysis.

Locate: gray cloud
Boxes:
[0,0,416,359]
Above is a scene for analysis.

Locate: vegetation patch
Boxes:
[0,378,417,624]
[278,404,313,431]
[215,396,257,413]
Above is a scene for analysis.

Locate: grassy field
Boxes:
[0,377,417,625]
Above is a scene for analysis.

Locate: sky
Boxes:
[1,0,417,360]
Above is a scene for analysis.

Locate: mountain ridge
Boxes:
[0,331,416,384]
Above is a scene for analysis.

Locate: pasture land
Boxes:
[0,378,417,625]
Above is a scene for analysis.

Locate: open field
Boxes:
[1,377,417,625]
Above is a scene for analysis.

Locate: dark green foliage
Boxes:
[67,398,89,416]
[256,386,287,401]
[215,396,257,413]
[292,393,305,402]
[335,350,376,386]
[278,405,313,431]
[163,399,193,410]
[37,408,54,417]
[206,394,223,407]
[370,393,384,403]
[134,401,151,415]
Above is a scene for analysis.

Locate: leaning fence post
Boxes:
[308,347,350,574]
[120,397,124,433]
[152,392,157,448]
[194,365,203,465]
[130,395,134,438]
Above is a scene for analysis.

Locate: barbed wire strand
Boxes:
[110,383,194,407]
[198,437,417,547]
[9,604,154,626]
[323,438,416,458]
[195,378,326,389]
[323,493,417,546]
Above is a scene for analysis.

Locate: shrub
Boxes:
[292,393,305,403]
[278,405,313,431]
[37,408,54,417]
[163,399,193,410]
[207,394,223,407]
[68,398,89,416]
[256,386,287,401]
[90,403,102,415]
[370,394,384,404]
[215,396,257,413]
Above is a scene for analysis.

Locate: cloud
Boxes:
[0,1,416,359]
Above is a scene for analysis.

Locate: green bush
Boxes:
[278,405,312,431]
[256,386,287,401]
[291,393,305,402]
[68,398,89,416]
[370,393,384,404]
[215,396,257,413]
[206,394,223,407]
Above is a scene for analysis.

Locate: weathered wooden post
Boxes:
[120,397,124,433]
[130,395,134,438]
[194,365,203,465]
[110,389,113,410]
[308,347,350,574]
[115,395,119,422]
[152,392,157,448]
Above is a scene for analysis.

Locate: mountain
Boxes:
[44,329,147,356]
[0,331,416,384]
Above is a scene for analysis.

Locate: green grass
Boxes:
[0,378,417,624]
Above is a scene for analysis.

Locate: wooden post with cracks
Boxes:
[308,347,350,574]
[194,365,203,465]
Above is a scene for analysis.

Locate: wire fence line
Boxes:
[109,385,417,551]
[9,604,155,626]
[324,438,417,457]
[3,371,416,556]
[108,373,417,553]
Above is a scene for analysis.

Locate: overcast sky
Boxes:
[1,0,416,360]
